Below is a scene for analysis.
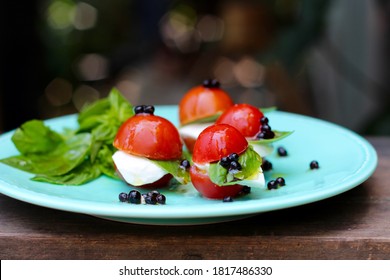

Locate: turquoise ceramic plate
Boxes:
[0,106,377,225]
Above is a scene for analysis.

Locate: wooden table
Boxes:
[1,137,389,260]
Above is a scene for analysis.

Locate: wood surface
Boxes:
[1,137,389,260]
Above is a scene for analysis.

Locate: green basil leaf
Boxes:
[96,144,119,179]
[151,159,191,184]
[1,133,92,176]
[11,120,63,155]
[248,130,293,144]
[107,87,134,123]
[208,146,262,186]
[32,160,101,185]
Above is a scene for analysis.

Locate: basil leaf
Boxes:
[32,160,101,185]
[248,130,293,144]
[1,133,92,176]
[96,144,119,179]
[11,120,63,155]
[208,146,262,186]
[151,159,191,184]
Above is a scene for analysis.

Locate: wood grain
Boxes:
[1,137,389,260]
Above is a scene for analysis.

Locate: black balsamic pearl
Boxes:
[134,105,144,115]
[143,105,155,114]
[203,79,220,88]
[263,130,275,139]
[277,146,288,157]
[220,156,231,168]
[267,180,278,190]
[228,153,239,162]
[128,190,141,204]
[241,186,251,194]
[256,132,266,139]
[223,196,234,202]
[119,192,128,202]
[310,160,320,169]
[144,196,158,205]
[276,177,286,187]
[260,117,269,124]
[156,194,166,204]
[180,159,191,170]
[229,161,242,171]
[261,160,273,171]
[261,124,272,132]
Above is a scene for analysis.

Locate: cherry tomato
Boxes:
[113,114,182,160]
[179,84,234,125]
[192,124,248,164]
[216,104,264,138]
[190,166,243,199]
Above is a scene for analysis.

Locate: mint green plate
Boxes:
[0,106,377,225]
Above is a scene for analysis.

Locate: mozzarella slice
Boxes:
[178,122,212,140]
[112,151,167,186]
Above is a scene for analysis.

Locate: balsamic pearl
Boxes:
[277,147,288,157]
[223,196,234,202]
[156,194,166,204]
[267,180,278,190]
[134,105,144,115]
[260,117,269,124]
[203,79,220,88]
[276,177,286,186]
[119,192,128,202]
[180,159,191,170]
[241,186,251,194]
[128,190,141,204]
[143,105,155,114]
[262,160,273,171]
[220,157,231,168]
[144,196,158,205]
[228,153,239,162]
[310,160,320,169]
[229,161,242,171]
[134,105,155,115]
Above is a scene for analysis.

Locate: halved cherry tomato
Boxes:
[191,124,249,199]
[113,114,182,160]
[192,124,248,164]
[179,84,234,125]
[190,166,243,199]
[216,104,264,138]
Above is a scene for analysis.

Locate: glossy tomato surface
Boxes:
[113,114,182,160]
[216,104,264,138]
[190,166,244,199]
[179,85,234,125]
[192,124,248,164]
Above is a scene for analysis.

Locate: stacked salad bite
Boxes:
[1,80,293,204]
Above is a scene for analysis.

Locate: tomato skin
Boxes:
[113,114,182,160]
[192,124,248,164]
[216,104,264,138]
[190,166,244,199]
[179,85,234,125]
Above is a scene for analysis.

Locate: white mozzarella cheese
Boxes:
[112,151,167,186]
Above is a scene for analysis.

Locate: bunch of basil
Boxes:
[0,88,133,185]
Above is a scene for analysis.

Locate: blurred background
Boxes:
[0,0,389,134]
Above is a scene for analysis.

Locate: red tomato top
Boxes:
[179,85,234,125]
[216,104,264,138]
[113,114,182,160]
[192,124,248,164]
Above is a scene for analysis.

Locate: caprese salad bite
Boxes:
[178,79,234,152]
[112,105,190,189]
[190,123,265,200]
[215,104,292,158]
